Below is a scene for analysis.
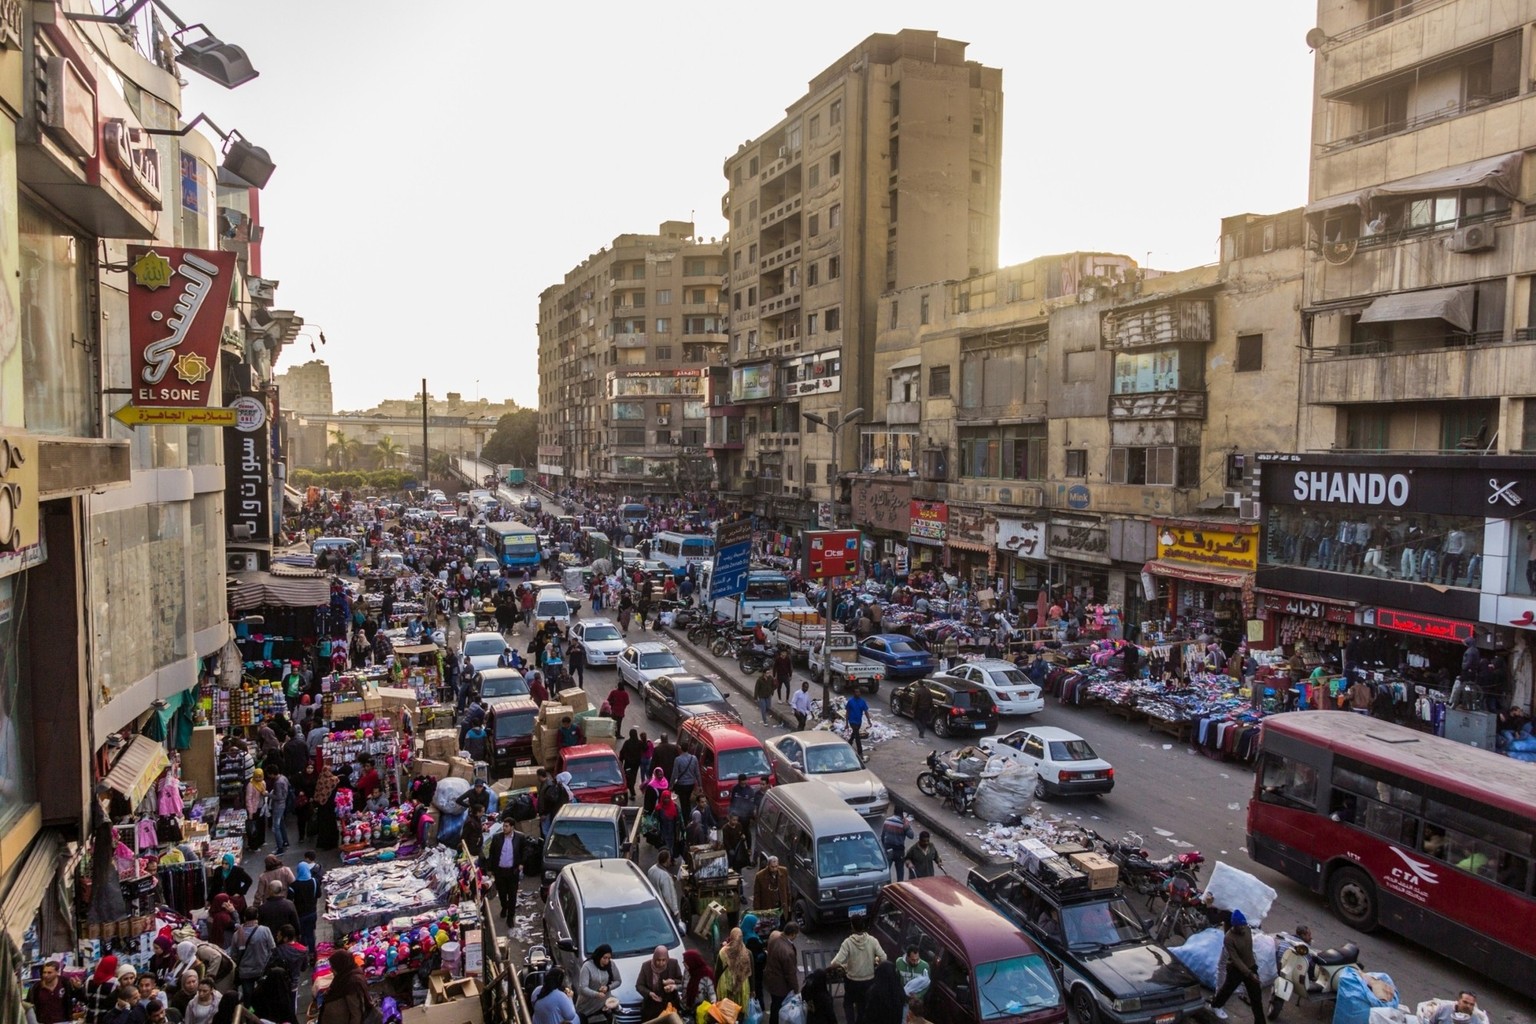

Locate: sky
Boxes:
[158,1,1318,412]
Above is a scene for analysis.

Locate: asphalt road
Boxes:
[493,482,1533,1022]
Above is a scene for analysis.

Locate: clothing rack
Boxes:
[157,862,210,914]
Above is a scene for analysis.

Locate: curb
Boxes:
[659,627,995,866]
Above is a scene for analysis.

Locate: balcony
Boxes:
[1304,337,1536,404]
[612,332,647,349]
[682,302,726,316]
[1108,390,1208,420]
[761,194,802,229]
[759,147,801,184]
[760,287,802,317]
[1319,88,1519,153]
[887,400,921,425]
[760,240,802,273]
[1307,213,1515,306]
[1102,299,1213,348]
[613,304,643,318]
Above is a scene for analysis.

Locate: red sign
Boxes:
[909,500,948,542]
[1374,608,1474,643]
[803,529,861,580]
[127,246,237,407]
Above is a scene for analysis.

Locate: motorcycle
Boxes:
[1268,929,1361,1019]
[1094,832,1205,904]
[739,645,772,675]
[916,750,979,816]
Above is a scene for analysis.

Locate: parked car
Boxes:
[617,643,686,690]
[569,619,626,666]
[680,713,774,819]
[522,495,542,513]
[889,677,1000,737]
[764,731,888,823]
[476,668,531,701]
[641,673,738,728]
[942,659,1046,716]
[969,862,1203,1024]
[858,634,937,680]
[557,744,628,805]
[542,860,683,1024]
[462,631,510,675]
[981,726,1115,799]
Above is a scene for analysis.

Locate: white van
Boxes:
[533,589,578,627]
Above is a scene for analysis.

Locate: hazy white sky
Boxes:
[164,1,1317,411]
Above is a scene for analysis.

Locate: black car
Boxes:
[969,862,1204,1024]
[888,677,999,737]
[641,673,739,729]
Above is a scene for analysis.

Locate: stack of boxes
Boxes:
[1017,839,1118,892]
[534,702,574,769]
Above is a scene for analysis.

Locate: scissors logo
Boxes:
[1488,479,1522,507]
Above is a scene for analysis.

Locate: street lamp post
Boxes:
[803,406,865,719]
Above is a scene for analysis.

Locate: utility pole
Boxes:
[803,405,865,717]
[421,378,429,489]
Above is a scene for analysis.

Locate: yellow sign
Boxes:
[129,250,173,290]
[1155,521,1258,572]
[111,404,238,428]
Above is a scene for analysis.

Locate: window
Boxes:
[829,99,842,126]
[747,287,756,306]
[806,313,818,336]
[807,262,819,287]
[1065,449,1087,478]
[827,256,840,279]
[889,190,898,223]
[655,345,672,360]
[633,266,646,279]
[809,114,820,139]
[1236,333,1263,372]
[20,199,98,435]
[690,289,707,304]
[733,250,742,270]
[749,199,758,220]
[829,203,841,228]
[655,318,671,333]
[655,289,672,305]
[971,169,982,184]
[889,301,899,329]
[733,293,742,311]
[929,365,950,397]
[973,116,983,135]
[748,156,758,176]
[1107,445,1199,486]
[889,82,900,118]
[825,307,841,332]
[1257,753,1318,811]
[920,294,930,324]
[959,425,1047,481]
[889,136,899,172]
[748,243,757,264]
[808,213,820,237]
[808,163,820,189]
[805,462,817,483]
[828,152,841,176]
[1225,452,1246,487]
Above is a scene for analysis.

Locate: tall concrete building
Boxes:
[711,29,1003,527]
[276,360,335,416]
[537,222,727,494]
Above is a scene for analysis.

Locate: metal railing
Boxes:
[1321,88,1518,152]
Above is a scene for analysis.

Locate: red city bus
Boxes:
[1247,711,1534,992]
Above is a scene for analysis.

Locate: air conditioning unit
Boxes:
[1448,224,1496,253]
[778,146,787,158]
[1239,498,1262,521]
[227,551,260,573]
[1223,490,1242,509]
[656,416,670,426]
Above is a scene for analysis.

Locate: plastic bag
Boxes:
[1169,927,1225,989]
[432,776,472,812]
[777,994,803,1024]
[745,998,763,1024]
[1204,860,1278,926]
[1334,968,1398,1024]
[972,761,1037,823]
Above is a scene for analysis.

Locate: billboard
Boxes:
[803,529,861,580]
[127,246,237,407]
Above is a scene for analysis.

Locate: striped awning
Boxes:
[946,538,990,554]
[102,735,169,807]
[0,832,61,948]
[1143,559,1250,589]
[229,571,330,611]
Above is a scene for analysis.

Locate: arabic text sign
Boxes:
[1154,521,1258,572]
[908,500,948,542]
[711,517,754,602]
[223,413,270,543]
[127,246,237,407]
[111,404,238,428]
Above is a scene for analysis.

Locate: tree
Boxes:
[428,451,455,483]
[327,429,361,470]
[374,437,404,469]
[480,408,539,465]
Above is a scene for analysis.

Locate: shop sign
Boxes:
[851,478,911,532]
[1155,520,1258,572]
[1065,485,1091,510]
[1370,607,1473,643]
[1258,593,1354,624]
[0,1,22,50]
[127,246,237,407]
[1258,453,1536,519]
[44,56,96,160]
[103,117,162,208]
[783,348,841,398]
[996,518,1046,561]
[816,502,834,528]
[894,543,909,574]
[0,435,41,580]
[730,364,774,402]
[537,444,563,457]
[1049,522,1110,564]
[948,504,992,548]
[224,417,270,543]
[909,500,948,542]
[804,529,861,579]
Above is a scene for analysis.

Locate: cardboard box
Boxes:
[538,702,575,724]
[510,766,542,790]
[558,688,589,713]
[1069,851,1119,890]
[413,758,451,780]
[401,1000,482,1024]
[581,716,616,740]
[448,756,477,781]
[693,900,726,940]
[461,928,483,974]
[1017,838,1053,873]
[423,729,458,760]
[374,686,421,715]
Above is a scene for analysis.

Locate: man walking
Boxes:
[773,647,794,703]
[1206,909,1266,1024]
[791,681,812,731]
[754,667,776,725]
[487,821,520,924]
[914,681,934,739]
[904,831,943,878]
[566,641,586,688]
[844,691,870,761]
[670,742,701,815]
[763,922,802,1024]
[881,812,915,882]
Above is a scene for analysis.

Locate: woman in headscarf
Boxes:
[642,767,668,815]
[290,862,320,963]
[529,966,577,1024]
[862,960,907,1022]
[714,928,752,1013]
[208,857,252,913]
[168,969,202,1016]
[245,769,269,850]
[168,941,203,990]
[317,951,370,1024]
[312,765,341,851]
[575,944,621,1023]
[182,980,220,1024]
[681,949,715,1017]
[206,893,237,948]
[84,956,120,1024]
[655,788,680,856]
[149,934,178,985]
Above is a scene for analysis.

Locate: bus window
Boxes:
[1257,753,1318,811]
[1495,852,1531,894]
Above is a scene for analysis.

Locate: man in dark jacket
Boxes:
[280,733,309,781]
[650,735,679,781]
[763,922,801,1024]
[256,881,301,939]
[1207,909,1266,1024]
[486,827,520,922]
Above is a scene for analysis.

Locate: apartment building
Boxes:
[855,210,1305,638]
[537,222,726,494]
[1248,0,1536,668]
[712,29,1002,527]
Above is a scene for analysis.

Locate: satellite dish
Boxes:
[1306,27,1328,50]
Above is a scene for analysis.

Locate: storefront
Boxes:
[850,476,912,577]
[1141,519,1257,649]
[996,517,1048,598]
[945,503,994,584]
[1047,518,1110,607]
[908,500,946,573]
[1256,589,1359,649]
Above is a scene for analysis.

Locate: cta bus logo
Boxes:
[1384,847,1439,903]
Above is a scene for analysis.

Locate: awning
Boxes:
[1143,559,1250,589]
[1371,151,1522,200]
[1257,587,1358,608]
[393,643,439,657]
[1304,186,1372,216]
[907,536,943,548]
[888,355,921,371]
[229,571,330,611]
[102,735,170,807]
[946,539,990,554]
[1358,285,1474,333]
[0,832,61,948]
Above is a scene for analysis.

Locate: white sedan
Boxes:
[461,631,510,675]
[981,726,1115,800]
[617,642,685,690]
[944,660,1046,715]
[569,619,626,666]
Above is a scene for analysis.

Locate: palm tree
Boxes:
[428,451,454,486]
[374,437,404,469]
[327,429,361,469]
